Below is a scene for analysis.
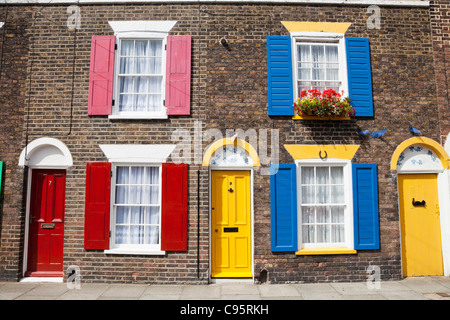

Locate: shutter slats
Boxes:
[161,163,188,251]
[165,36,191,115]
[267,36,294,116]
[270,164,298,252]
[88,35,115,116]
[84,162,111,250]
[352,163,380,250]
[346,38,374,117]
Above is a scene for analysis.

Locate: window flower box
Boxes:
[293,89,355,120]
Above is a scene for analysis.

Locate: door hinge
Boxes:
[114,43,117,50]
[165,44,167,51]
[163,99,165,106]
[112,99,115,106]
[109,231,111,237]
[110,171,113,177]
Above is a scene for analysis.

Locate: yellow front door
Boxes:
[211,170,252,278]
[399,174,443,277]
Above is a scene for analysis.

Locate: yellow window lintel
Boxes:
[281,21,352,34]
[295,248,357,256]
[284,144,360,161]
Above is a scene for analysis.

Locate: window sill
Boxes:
[108,113,168,120]
[293,115,351,121]
[104,248,165,256]
[295,248,357,255]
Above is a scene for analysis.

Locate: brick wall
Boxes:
[0,7,31,280]
[0,2,440,283]
[201,4,436,283]
[430,0,450,144]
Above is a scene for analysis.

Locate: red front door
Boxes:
[26,169,66,277]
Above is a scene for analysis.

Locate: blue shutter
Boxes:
[352,163,380,250]
[270,164,297,252]
[346,38,374,117]
[267,36,294,116]
[0,161,3,202]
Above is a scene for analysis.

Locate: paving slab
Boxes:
[0,282,38,299]
[423,293,450,300]
[300,291,344,300]
[261,295,304,300]
[257,284,301,298]
[433,277,450,290]
[294,283,338,294]
[400,277,450,294]
[58,284,109,300]
[180,284,221,300]
[372,280,411,292]
[340,294,387,300]
[220,283,260,296]
[142,285,184,295]
[379,291,428,300]
[220,294,262,300]
[140,285,183,300]
[140,293,182,300]
[99,284,148,299]
[330,282,381,295]
[19,283,69,297]
[15,294,59,300]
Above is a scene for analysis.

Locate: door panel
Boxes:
[235,237,250,268]
[211,171,251,278]
[399,174,443,277]
[26,169,66,277]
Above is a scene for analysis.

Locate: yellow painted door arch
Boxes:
[211,170,252,278]
[399,174,443,277]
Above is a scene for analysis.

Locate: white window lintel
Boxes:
[99,144,175,163]
[108,20,177,34]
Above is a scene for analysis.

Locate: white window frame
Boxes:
[106,162,165,255]
[291,32,348,100]
[296,158,354,250]
[110,32,168,120]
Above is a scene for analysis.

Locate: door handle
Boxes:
[228,188,234,193]
[412,198,426,207]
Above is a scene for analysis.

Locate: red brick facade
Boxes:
[0,1,447,284]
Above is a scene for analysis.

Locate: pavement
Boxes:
[1,276,450,301]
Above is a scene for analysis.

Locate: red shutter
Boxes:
[84,162,111,250]
[165,36,191,115]
[88,35,115,115]
[161,163,188,251]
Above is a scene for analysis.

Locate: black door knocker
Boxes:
[412,198,426,207]
[228,188,234,193]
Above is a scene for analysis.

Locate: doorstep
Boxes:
[20,277,63,283]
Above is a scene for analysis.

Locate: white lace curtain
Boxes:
[300,166,345,244]
[114,166,160,245]
[297,43,340,93]
[118,39,163,112]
